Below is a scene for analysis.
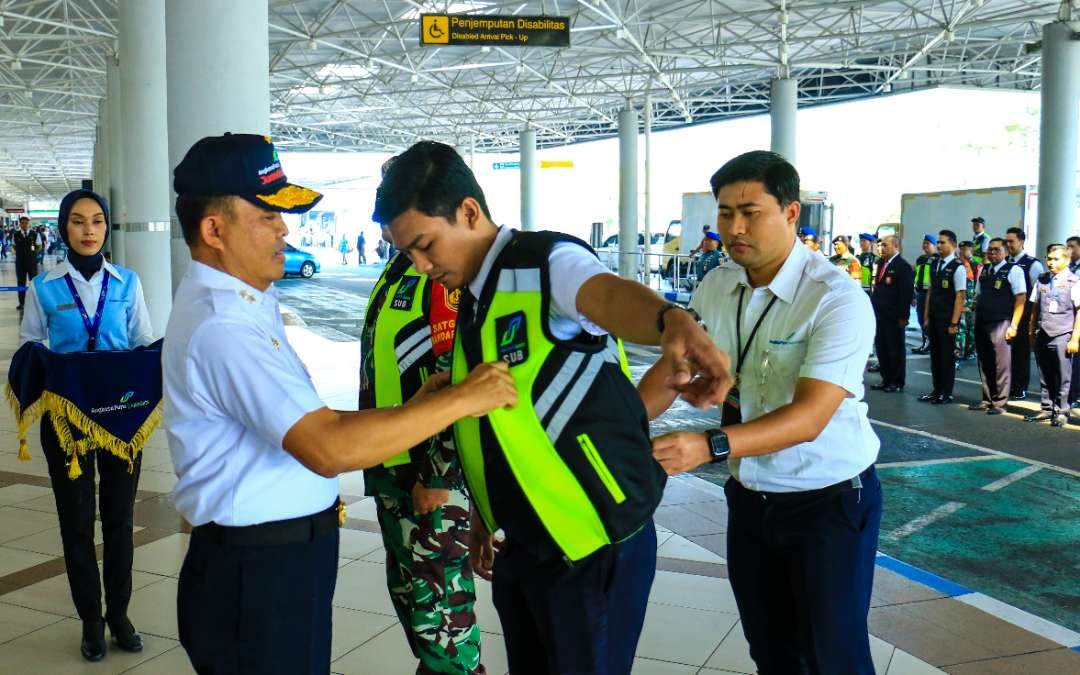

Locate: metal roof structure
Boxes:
[0,0,1075,199]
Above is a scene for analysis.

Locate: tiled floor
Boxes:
[0,267,1074,673]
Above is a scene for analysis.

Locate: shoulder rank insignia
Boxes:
[239,290,258,304]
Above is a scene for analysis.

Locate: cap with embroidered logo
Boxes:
[173,133,322,213]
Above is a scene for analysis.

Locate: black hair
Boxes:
[709,150,799,207]
[1048,244,1067,257]
[175,194,236,247]
[959,240,973,248]
[1066,236,1079,246]
[372,141,491,226]
[1005,226,1025,240]
[989,237,1005,248]
[938,229,957,245]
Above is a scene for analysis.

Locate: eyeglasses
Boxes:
[988,247,1004,252]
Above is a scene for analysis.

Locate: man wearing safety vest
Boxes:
[359,219,484,673]
[857,233,878,294]
[912,234,939,354]
[372,141,732,674]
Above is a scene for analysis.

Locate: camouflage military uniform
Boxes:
[955,259,978,360]
[360,261,484,675]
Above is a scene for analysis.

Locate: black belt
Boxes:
[742,466,874,504]
[193,500,343,547]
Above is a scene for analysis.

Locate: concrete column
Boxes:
[643,95,653,279]
[1036,21,1080,254]
[519,128,536,231]
[618,107,638,280]
[119,0,173,336]
[770,77,797,165]
[469,135,476,171]
[106,57,126,266]
[165,0,271,290]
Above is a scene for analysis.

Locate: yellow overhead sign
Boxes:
[540,160,573,169]
[420,14,571,47]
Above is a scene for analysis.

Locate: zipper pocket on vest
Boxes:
[576,433,626,504]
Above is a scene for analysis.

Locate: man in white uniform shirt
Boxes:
[920,229,968,404]
[1004,226,1045,399]
[164,134,516,675]
[640,151,882,675]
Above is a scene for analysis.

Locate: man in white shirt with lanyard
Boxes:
[640,151,881,675]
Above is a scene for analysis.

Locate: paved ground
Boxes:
[279,262,1080,636]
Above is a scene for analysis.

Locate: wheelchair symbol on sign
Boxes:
[428,21,445,40]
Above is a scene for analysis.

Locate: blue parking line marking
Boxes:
[875,552,973,597]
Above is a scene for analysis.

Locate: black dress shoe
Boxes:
[1009,390,1028,401]
[883,385,904,393]
[931,395,954,404]
[968,402,989,411]
[1051,414,1067,428]
[81,620,106,662]
[1024,411,1052,422]
[107,616,143,653]
[986,407,1004,415]
[918,392,940,402]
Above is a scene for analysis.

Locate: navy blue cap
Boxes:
[705,231,720,241]
[173,133,322,213]
[859,232,876,241]
[923,234,937,244]
[58,189,110,249]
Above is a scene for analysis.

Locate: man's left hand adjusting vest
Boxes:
[451,231,666,563]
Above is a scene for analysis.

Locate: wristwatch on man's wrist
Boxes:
[704,428,731,463]
[656,303,705,334]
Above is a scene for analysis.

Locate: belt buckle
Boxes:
[336,499,346,527]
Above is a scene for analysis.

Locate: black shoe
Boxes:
[883,385,904,393]
[1024,411,1052,422]
[1051,414,1067,428]
[81,620,106,662]
[1009,390,1028,401]
[931,394,954,404]
[986,407,1004,415]
[968,402,989,411]
[107,615,143,653]
[918,392,939,402]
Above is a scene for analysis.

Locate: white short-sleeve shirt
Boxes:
[935,253,969,292]
[467,226,613,339]
[163,262,336,527]
[1028,271,1080,306]
[689,239,880,492]
[974,260,1027,296]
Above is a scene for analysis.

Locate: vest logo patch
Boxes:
[496,311,528,366]
[391,276,419,310]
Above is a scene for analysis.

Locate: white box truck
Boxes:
[898,186,1037,258]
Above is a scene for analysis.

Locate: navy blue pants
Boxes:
[492,521,656,675]
[177,523,339,674]
[725,469,882,675]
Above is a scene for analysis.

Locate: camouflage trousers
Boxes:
[956,308,976,359]
[373,483,485,675]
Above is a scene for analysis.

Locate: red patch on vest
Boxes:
[429,281,459,356]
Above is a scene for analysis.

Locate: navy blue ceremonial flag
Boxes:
[5,340,163,479]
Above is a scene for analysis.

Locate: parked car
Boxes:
[283,243,320,278]
[596,232,665,273]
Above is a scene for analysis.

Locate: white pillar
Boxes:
[106,57,126,266]
[119,0,173,336]
[519,128,537,231]
[165,0,271,290]
[1036,21,1080,254]
[469,135,476,171]
[770,77,797,165]
[643,95,653,279]
[618,107,638,280]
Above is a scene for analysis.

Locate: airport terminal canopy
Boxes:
[0,0,1072,199]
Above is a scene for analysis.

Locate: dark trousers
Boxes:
[915,291,929,345]
[927,316,956,396]
[725,468,882,675]
[40,415,141,624]
[15,257,38,306]
[1034,331,1073,413]
[492,521,656,675]
[1010,306,1033,395]
[1069,353,1080,405]
[177,519,339,674]
[874,315,906,387]
[975,319,1011,409]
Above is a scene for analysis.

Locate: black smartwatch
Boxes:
[656,303,705,334]
[705,428,731,463]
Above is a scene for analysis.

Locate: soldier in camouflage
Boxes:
[360,245,485,675]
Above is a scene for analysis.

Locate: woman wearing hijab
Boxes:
[19,189,154,662]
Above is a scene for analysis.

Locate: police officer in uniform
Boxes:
[828,235,861,282]
[969,238,1027,414]
[971,217,990,265]
[360,225,485,673]
[1004,227,1045,399]
[1025,245,1080,427]
[19,189,154,661]
[373,141,731,674]
[164,134,516,674]
[921,229,967,404]
[13,215,39,309]
[912,235,938,354]
[857,233,878,294]
[870,235,913,392]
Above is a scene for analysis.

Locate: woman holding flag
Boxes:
[18,189,153,662]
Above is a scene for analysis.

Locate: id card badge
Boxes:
[721,387,741,426]
[994,280,1002,290]
[942,280,949,289]
[1049,299,1059,313]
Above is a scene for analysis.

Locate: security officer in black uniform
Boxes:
[969,238,1027,414]
[1004,227,1045,399]
[373,141,731,674]
[13,215,38,309]
[921,229,966,404]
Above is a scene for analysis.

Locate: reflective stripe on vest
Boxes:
[370,265,432,467]
[451,266,636,562]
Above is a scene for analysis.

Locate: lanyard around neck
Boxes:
[734,285,780,377]
[63,272,110,351]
